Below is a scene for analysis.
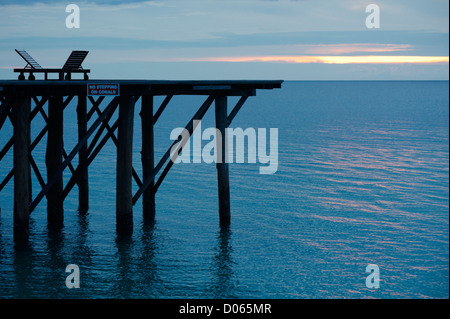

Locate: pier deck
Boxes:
[0,79,282,245]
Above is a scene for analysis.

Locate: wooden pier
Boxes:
[0,79,282,244]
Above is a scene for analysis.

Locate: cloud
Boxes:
[0,0,448,42]
[0,0,448,80]
[71,43,431,64]
[297,44,413,55]
[186,55,449,64]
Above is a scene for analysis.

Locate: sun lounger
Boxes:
[14,49,90,80]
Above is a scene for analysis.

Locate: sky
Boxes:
[0,0,448,80]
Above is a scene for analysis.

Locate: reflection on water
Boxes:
[114,236,135,298]
[45,229,66,297]
[7,216,239,298]
[112,222,161,298]
[0,81,448,298]
[13,243,34,298]
[208,228,236,298]
[137,223,161,297]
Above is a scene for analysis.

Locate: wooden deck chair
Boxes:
[61,51,89,80]
[15,49,43,70]
[14,49,90,80]
[15,49,43,79]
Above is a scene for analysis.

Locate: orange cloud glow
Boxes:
[194,55,449,64]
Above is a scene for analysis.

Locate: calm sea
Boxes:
[0,81,448,299]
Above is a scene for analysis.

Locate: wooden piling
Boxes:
[116,95,136,236]
[141,95,155,223]
[46,96,64,229]
[77,96,89,212]
[13,97,31,244]
[215,95,231,228]
[28,111,32,206]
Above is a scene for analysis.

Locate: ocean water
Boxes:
[0,81,448,299]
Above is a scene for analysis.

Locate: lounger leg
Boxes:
[18,73,25,80]
[28,73,35,80]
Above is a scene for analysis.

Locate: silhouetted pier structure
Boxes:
[0,79,282,244]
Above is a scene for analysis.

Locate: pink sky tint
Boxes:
[190,55,449,64]
[299,43,413,55]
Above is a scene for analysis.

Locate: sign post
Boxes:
[87,83,120,96]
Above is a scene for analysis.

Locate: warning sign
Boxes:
[87,83,120,96]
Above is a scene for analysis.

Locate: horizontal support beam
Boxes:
[14,68,90,73]
[0,80,282,97]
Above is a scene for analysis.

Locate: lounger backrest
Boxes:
[62,51,89,70]
[15,49,43,69]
